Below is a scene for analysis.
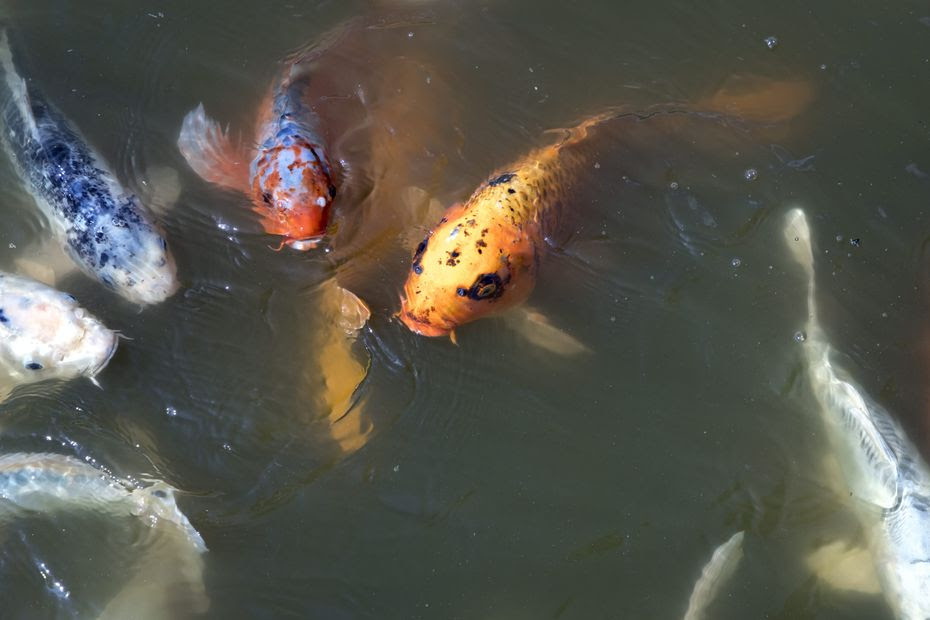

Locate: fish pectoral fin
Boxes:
[13,237,79,286]
[804,539,882,595]
[506,307,591,356]
[139,165,182,217]
[398,186,448,247]
[177,103,249,192]
[0,378,13,405]
[320,280,370,335]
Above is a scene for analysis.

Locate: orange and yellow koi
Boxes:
[398,115,605,337]
[399,77,815,338]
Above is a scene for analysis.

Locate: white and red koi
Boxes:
[178,55,336,250]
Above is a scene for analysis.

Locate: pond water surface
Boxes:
[1,0,929,618]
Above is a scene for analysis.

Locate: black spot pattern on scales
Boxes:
[467,273,504,301]
[412,234,430,275]
[488,172,516,186]
[0,45,170,298]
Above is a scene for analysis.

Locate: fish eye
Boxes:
[262,192,273,205]
[467,273,504,300]
[152,489,167,499]
[25,362,43,371]
[456,287,467,297]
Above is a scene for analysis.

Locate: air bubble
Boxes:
[794,331,806,343]
[165,406,177,417]
[743,168,758,181]
[764,36,779,49]
[669,181,679,190]
[730,257,742,268]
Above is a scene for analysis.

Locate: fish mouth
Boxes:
[397,299,454,337]
[284,236,323,251]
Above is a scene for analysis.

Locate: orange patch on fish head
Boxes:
[250,141,336,249]
[399,199,539,337]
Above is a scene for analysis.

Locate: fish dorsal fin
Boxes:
[814,347,901,509]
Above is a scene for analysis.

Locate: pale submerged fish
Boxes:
[784,208,930,620]
[0,30,177,305]
[682,530,744,620]
[0,452,208,616]
[0,272,116,400]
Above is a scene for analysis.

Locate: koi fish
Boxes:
[0,272,117,401]
[177,50,336,250]
[784,208,930,619]
[399,77,815,341]
[398,113,608,338]
[0,31,178,306]
[0,452,208,615]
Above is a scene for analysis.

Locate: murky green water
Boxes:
[1,0,930,617]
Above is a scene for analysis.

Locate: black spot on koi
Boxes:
[489,173,516,187]
[412,233,431,275]
[467,273,504,301]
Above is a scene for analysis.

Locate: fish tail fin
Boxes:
[697,75,815,125]
[0,28,38,138]
[550,110,625,151]
[783,208,815,280]
[177,103,249,192]
[782,208,820,338]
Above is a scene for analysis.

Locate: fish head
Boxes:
[399,199,539,337]
[250,139,335,250]
[130,482,207,552]
[93,197,179,305]
[120,234,179,306]
[3,287,118,381]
